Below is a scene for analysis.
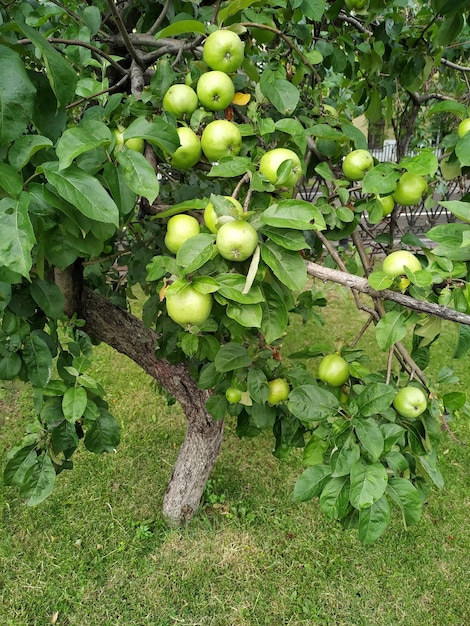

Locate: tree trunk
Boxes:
[76,286,224,526]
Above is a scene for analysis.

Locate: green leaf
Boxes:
[349,461,388,509]
[261,199,325,230]
[368,271,394,290]
[15,21,77,108]
[50,420,79,458]
[0,353,22,380]
[427,99,467,118]
[319,476,350,519]
[456,133,470,167]
[332,436,360,477]
[454,324,470,358]
[216,273,264,304]
[401,150,439,176]
[0,194,36,278]
[19,453,56,506]
[218,0,261,23]
[260,283,289,344]
[30,279,65,319]
[62,386,88,423]
[260,241,307,291]
[0,163,23,197]
[358,496,391,544]
[353,418,384,462]
[56,122,112,170]
[440,200,470,223]
[260,78,300,115]
[43,162,119,227]
[356,383,396,417]
[84,409,120,453]
[206,393,228,420]
[275,119,307,154]
[418,449,444,489]
[287,384,339,422]
[248,402,277,429]
[116,149,160,204]
[0,45,37,143]
[208,157,252,178]
[375,310,408,351]
[123,117,179,155]
[226,302,262,328]
[247,368,269,404]
[301,0,326,21]
[154,19,205,40]
[292,464,331,502]
[3,445,37,486]
[8,135,53,171]
[260,227,309,251]
[176,234,216,274]
[386,477,422,528]
[214,343,253,372]
[22,334,53,387]
[362,164,400,195]
[303,435,329,466]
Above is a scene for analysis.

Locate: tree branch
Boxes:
[305,261,470,327]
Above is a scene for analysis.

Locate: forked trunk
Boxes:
[67,279,224,526]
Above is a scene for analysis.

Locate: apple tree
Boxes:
[2,0,470,543]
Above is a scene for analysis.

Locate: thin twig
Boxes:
[147,0,171,36]
[105,0,142,67]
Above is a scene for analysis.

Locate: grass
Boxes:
[2,285,470,626]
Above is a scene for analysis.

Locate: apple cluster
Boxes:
[162,29,245,168]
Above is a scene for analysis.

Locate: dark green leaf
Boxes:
[30,279,65,319]
[123,117,179,155]
[292,464,331,502]
[16,21,77,107]
[116,149,160,204]
[356,383,396,417]
[332,436,360,477]
[0,45,36,143]
[260,241,307,291]
[353,418,384,461]
[22,334,52,387]
[261,199,325,230]
[358,496,391,544]
[349,461,388,509]
[386,477,422,528]
[84,409,120,453]
[19,453,56,506]
[287,384,339,422]
[3,445,37,486]
[0,194,36,278]
[319,476,350,519]
[43,162,119,226]
[375,311,408,351]
[214,343,253,372]
[177,234,216,274]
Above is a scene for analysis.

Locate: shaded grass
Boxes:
[2,286,470,625]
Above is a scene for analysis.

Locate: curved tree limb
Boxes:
[305,260,470,326]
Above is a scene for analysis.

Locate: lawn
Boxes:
[1,285,470,626]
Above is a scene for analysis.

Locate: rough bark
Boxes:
[77,287,224,526]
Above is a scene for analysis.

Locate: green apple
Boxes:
[342,149,374,180]
[166,283,212,327]
[169,126,202,170]
[204,196,243,233]
[259,148,302,188]
[226,387,243,403]
[202,29,245,74]
[318,354,350,387]
[196,71,235,111]
[393,172,427,206]
[113,127,145,154]
[457,117,470,138]
[440,154,461,180]
[382,250,422,277]
[215,220,258,261]
[164,214,200,254]
[162,84,199,118]
[201,120,242,162]
[377,195,395,217]
[267,378,290,404]
[393,386,427,419]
